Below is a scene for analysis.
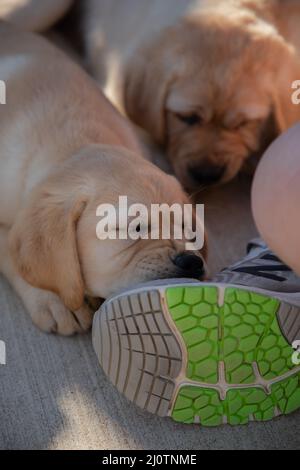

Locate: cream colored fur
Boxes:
[0,22,202,335]
[82,0,300,189]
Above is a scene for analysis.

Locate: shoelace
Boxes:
[232,253,292,282]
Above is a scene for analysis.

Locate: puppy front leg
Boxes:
[0,226,93,335]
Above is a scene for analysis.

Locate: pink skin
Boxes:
[252,123,300,275]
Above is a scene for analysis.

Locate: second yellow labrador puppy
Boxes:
[82,0,300,189]
[0,21,205,336]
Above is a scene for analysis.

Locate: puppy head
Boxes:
[124,7,300,189]
[9,145,206,310]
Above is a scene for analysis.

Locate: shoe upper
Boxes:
[213,238,300,293]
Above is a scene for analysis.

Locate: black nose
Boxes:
[189,164,225,185]
[173,253,205,279]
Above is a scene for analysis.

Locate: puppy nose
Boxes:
[189,164,225,185]
[173,253,205,279]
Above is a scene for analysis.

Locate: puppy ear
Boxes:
[124,35,177,144]
[9,173,89,311]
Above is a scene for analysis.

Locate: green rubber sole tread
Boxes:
[166,286,300,425]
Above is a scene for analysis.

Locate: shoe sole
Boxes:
[92,283,300,426]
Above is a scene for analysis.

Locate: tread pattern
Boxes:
[167,287,300,425]
[93,290,182,416]
[166,287,219,383]
[224,289,293,383]
[172,373,300,425]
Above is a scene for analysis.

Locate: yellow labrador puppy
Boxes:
[82,0,300,189]
[0,22,205,336]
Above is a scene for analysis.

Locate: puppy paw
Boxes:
[23,289,94,336]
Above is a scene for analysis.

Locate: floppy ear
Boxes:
[9,173,89,311]
[124,35,178,144]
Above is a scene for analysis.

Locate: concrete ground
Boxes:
[0,173,299,450]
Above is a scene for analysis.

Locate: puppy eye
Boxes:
[233,120,249,130]
[176,113,202,126]
[136,224,141,233]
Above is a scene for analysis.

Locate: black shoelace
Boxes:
[232,254,292,282]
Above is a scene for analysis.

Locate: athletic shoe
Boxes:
[92,239,300,426]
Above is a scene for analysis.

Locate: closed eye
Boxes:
[226,118,252,131]
[175,113,203,126]
[233,120,249,130]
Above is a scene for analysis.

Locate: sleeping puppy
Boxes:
[82,0,300,189]
[0,22,205,336]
